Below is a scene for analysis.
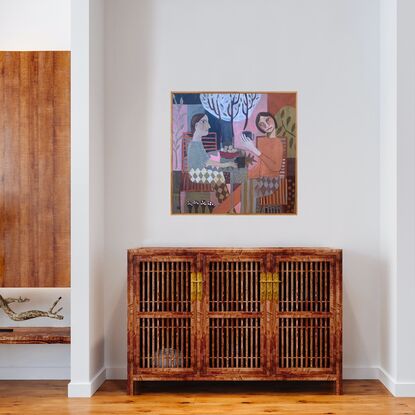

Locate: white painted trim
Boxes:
[68,367,106,398]
[70,0,93,393]
[0,366,70,380]
[378,366,415,397]
[395,382,415,398]
[378,366,396,395]
[106,366,127,380]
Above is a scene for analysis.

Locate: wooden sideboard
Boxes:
[128,248,342,394]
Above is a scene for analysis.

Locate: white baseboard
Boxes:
[68,367,106,398]
[378,366,415,397]
[378,366,396,395]
[0,366,70,380]
[345,366,415,397]
[106,366,127,379]
[395,383,415,397]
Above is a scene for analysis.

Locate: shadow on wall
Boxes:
[342,248,381,369]
[104,0,155,372]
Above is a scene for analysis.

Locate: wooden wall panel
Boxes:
[0,51,70,287]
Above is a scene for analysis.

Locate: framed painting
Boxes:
[171,92,297,215]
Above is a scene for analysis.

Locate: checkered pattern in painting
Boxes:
[189,168,225,184]
[214,182,230,202]
[254,176,280,197]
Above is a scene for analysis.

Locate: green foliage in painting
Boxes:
[275,105,296,158]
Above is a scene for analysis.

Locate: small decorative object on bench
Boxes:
[128,248,342,394]
[0,296,68,344]
[0,295,64,321]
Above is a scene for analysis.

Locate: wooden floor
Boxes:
[0,380,414,414]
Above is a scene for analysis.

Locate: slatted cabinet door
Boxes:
[128,254,198,392]
[202,254,268,378]
[272,252,342,393]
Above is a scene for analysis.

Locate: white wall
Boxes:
[0,0,70,50]
[0,0,71,380]
[104,0,381,378]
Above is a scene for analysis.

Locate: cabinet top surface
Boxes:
[128,247,342,255]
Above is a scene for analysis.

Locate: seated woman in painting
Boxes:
[187,113,236,203]
[240,111,283,197]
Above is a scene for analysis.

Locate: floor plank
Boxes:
[0,380,414,414]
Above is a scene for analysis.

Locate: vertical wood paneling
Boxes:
[18,53,30,287]
[0,51,70,287]
[3,53,20,286]
[52,56,70,285]
[37,52,55,287]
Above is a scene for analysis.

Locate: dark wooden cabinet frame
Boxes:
[128,248,342,394]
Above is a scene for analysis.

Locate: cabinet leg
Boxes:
[335,379,343,395]
[127,379,135,395]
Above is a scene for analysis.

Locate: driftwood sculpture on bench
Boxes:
[0,295,64,321]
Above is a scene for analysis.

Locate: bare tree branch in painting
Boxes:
[200,93,261,142]
[172,94,186,170]
[241,93,259,129]
[0,295,64,321]
[207,95,222,121]
[222,94,241,139]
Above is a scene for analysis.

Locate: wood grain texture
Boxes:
[0,326,70,344]
[0,51,70,287]
[0,380,414,414]
[128,248,342,395]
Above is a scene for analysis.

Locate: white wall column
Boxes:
[379,0,415,397]
[395,0,415,396]
[68,0,92,397]
[69,0,105,397]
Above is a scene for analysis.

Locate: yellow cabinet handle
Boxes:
[196,272,203,301]
[191,272,197,301]
[273,272,281,302]
[260,272,281,301]
[191,272,203,301]
[260,272,267,301]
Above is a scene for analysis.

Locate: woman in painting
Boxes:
[240,111,283,198]
[187,113,236,204]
